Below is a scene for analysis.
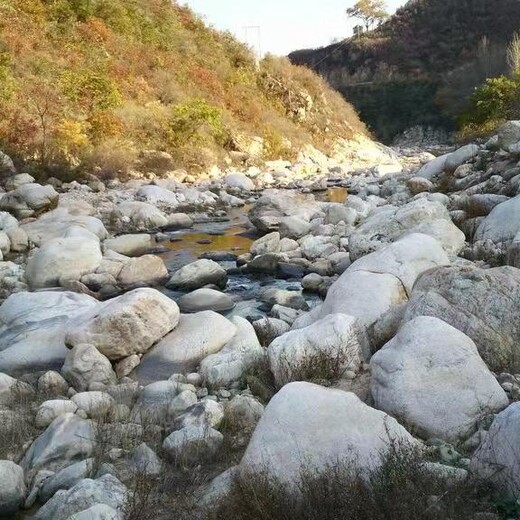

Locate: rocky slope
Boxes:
[3,121,520,517]
[0,0,368,178]
[289,0,520,142]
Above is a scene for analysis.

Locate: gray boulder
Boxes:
[0,461,25,517]
[167,259,228,291]
[405,265,520,372]
[65,288,180,361]
[371,316,508,443]
[239,382,417,490]
[134,311,237,383]
[34,475,127,520]
[470,403,520,499]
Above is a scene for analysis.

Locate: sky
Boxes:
[183,0,408,56]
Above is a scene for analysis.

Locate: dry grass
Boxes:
[214,446,496,520]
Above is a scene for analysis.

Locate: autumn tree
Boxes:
[346,0,389,32]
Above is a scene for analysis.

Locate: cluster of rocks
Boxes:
[3,123,520,517]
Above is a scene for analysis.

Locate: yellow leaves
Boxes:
[52,118,89,165]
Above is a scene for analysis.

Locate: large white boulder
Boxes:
[239,382,417,490]
[348,233,449,295]
[0,291,99,376]
[405,265,520,372]
[0,183,58,218]
[134,311,237,383]
[348,198,451,260]
[470,403,520,499]
[166,259,228,291]
[0,461,25,517]
[199,316,265,388]
[318,270,407,330]
[26,236,102,289]
[35,400,78,428]
[22,208,107,246]
[371,316,508,443]
[65,288,180,361]
[268,314,364,387]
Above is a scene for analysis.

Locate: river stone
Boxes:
[172,399,224,431]
[103,234,152,257]
[163,426,223,464]
[115,254,168,287]
[405,265,520,372]
[474,195,520,247]
[249,190,322,232]
[0,291,99,376]
[112,201,168,231]
[0,461,25,517]
[34,474,127,520]
[239,382,417,490]
[319,270,407,332]
[21,208,108,246]
[250,232,281,256]
[21,414,95,478]
[416,153,450,180]
[0,151,15,175]
[300,235,339,261]
[167,259,228,291]
[177,288,235,313]
[348,233,449,296]
[199,316,265,388]
[444,144,479,171]
[5,172,34,191]
[224,173,255,191]
[407,219,465,256]
[130,443,162,477]
[26,236,102,289]
[71,392,115,418]
[470,403,520,498]
[65,288,180,361]
[348,198,451,261]
[134,311,237,383]
[0,183,58,219]
[62,344,117,391]
[279,216,312,240]
[371,316,508,443]
[497,120,520,151]
[268,314,364,387]
[35,400,79,429]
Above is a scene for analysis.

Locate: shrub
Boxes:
[166,98,226,147]
[460,75,520,125]
[215,446,496,520]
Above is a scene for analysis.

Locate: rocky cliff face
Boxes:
[290,0,520,142]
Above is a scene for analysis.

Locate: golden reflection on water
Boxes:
[161,225,253,257]
[326,187,348,204]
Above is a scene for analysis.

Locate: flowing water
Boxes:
[156,188,347,320]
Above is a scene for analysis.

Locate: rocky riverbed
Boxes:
[2,125,520,518]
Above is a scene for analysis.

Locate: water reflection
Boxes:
[324,187,348,203]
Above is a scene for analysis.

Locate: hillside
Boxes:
[290,0,520,142]
[0,0,368,178]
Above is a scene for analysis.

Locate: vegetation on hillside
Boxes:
[0,0,367,178]
[458,35,520,139]
[290,0,520,141]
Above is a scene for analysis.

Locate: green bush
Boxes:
[166,98,226,147]
[458,74,520,131]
